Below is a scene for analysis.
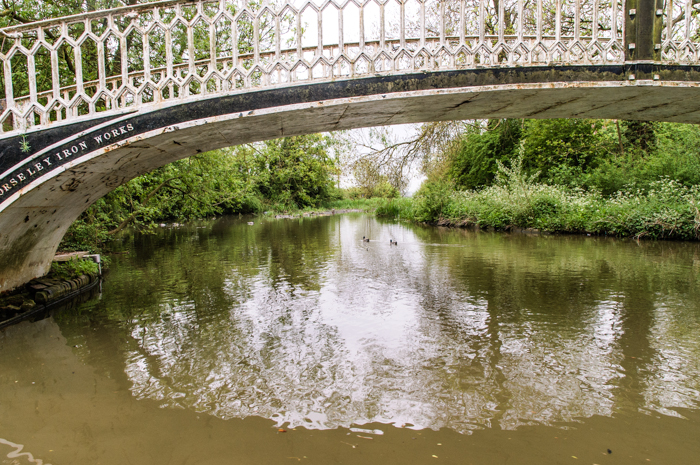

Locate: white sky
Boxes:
[336,123,427,196]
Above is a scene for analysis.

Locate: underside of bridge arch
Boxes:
[2,66,700,291]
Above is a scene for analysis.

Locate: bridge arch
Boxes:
[2,0,700,291]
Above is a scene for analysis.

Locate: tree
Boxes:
[448,119,523,189]
[340,121,471,195]
[252,134,338,209]
[623,121,658,153]
[520,118,615,176]
[352,158,398,198]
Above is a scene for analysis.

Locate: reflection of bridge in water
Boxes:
[1,0,700,290]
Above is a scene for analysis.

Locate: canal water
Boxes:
[1,214,699,464]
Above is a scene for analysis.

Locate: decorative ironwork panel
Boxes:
[0,1,690,135]
[661,0,700,63]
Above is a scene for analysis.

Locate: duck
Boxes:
[390,239,398,245]
[362,236,370,242]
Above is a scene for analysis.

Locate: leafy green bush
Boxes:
[342,181,399,200]
[383,157,700,240]
[58,134,340,251]
[50,258,99,280]
[445,119,700,198]
[411,179,457,222]
[253,134,338,209]
[59,219,110,253]
[521,118,614,177]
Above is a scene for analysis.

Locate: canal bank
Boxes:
[375,177,700,241]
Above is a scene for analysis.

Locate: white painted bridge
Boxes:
[0,0,699,291]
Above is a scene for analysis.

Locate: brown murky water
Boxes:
[2,214,700,464]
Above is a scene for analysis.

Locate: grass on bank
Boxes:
[377,155,700,240]
[50,258,100,280]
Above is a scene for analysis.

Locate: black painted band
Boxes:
[0,63,698,206]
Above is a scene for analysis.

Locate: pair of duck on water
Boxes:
[362,236,398,245]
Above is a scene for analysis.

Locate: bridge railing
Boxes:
[662,0,700,62]
[0,0,695,136]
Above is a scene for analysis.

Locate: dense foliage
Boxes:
[447,119,700,195]
[59,134,342,251]
[379,119,700,240]
[50,258,100,280]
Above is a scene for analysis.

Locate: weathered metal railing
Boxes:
[0,0,697,135]
[661,0,700,60]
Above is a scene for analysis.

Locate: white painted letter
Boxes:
[43,158,52,166]
[94,135,103,144]
[126,123,134,131]
[34,163,44,171]
[17,173,26,181]
[79,141,88,150]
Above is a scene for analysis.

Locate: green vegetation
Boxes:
[59,134,350,252]
[379,120,700,240]
[62,118,700,252]
[349,158,402,199]
[445,119,700,194]
[50,258,100,281]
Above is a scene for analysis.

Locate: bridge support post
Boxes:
[625,0,664,62]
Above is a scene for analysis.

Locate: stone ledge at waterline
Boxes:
[29,273,99,305]
[0,254,101,329]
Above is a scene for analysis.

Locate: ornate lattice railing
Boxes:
[0,1,697,135]
[662,0,700,62]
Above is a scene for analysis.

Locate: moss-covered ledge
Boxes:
[0,254,101,330]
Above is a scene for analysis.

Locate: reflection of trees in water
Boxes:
[57,216,700,432]
[405,230,625,430]
[419,227,700,424]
